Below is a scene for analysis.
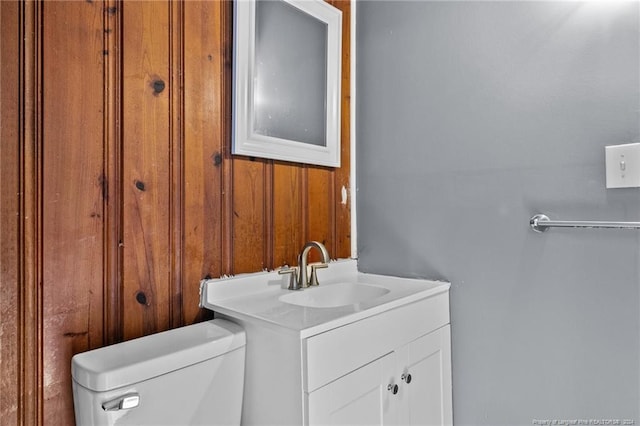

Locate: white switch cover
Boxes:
[605,143,640,188]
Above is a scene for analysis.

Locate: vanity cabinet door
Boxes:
[398,325,452,426]
[307,354,398,426]
[307,326,452,426]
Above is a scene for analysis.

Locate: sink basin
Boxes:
[200,259,450,336]
[279,282,390,308]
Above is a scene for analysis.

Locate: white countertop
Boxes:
[200,259,450,338]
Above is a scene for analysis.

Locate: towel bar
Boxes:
[530,214,640,233]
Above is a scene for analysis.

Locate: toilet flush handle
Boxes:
[102,393,140,411]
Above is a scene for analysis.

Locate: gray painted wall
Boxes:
[356,2,640,425]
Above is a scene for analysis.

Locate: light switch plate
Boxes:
[605,143,640,188]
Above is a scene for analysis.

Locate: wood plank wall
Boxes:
[0,0,351,424]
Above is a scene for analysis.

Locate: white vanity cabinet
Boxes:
[307,325,452,426]
[215,285,452,426]
[200,260,452,426]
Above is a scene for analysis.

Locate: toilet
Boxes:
[71,319,246,426]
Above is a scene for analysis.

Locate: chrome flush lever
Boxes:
[102,393,140,411]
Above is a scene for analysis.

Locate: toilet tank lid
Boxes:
[71,319,245,392]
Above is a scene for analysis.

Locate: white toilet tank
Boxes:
[72,319,246,426]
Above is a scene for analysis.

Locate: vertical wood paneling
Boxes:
[232,158,269,273]
[103,0,124,346]
[220,0,235,277]
[169,0,185,330]
[1,3,20,423]
[1,0,351,423]
[183,0,225,323]
[41,1,106,422]
[122,1,171,339]
[20,2,43,423]
[273,163,304,266]
[307,166,334,261]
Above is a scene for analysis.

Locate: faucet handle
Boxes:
[278,266,300,290]
[308,263,328,286]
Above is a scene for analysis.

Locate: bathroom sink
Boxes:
[198,259,452,426]
[200,259,450,337]
[278,282,390,308]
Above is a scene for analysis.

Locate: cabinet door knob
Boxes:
[401,373,412,384]
[387,384,399,395]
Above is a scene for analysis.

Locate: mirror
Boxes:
[233,0,342,167]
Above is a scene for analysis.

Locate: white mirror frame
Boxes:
[233,0,342,167]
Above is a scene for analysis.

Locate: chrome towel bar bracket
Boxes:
[530,214,640,233]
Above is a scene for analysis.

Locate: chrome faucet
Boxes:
[279,241,330,290]
[298,241,330,288]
